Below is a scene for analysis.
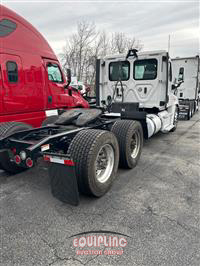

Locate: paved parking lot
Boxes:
[0,114,199,266]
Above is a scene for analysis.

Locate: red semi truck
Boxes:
[0,5,89,128]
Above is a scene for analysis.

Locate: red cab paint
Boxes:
[0,5,89,127]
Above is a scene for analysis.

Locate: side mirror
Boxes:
[66,69,71,84]
[64,68,71,89]
[178,72,184,83]
[68,88,72,96]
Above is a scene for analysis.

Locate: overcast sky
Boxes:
[2,0,199,58]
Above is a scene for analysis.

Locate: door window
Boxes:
[47,63,63,83]
[134,59,157,80]
[178,67,184,82]
[109,61,130,81]
[6,61,18,83]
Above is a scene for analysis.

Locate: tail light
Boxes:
[11,148,17,155]
[26,158,33,168]
[14,155,21,165]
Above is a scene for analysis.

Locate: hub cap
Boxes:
[95,144,115,183]
[130,131,140,159]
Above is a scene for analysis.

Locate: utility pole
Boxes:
[168,34,171,54]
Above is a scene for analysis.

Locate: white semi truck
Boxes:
[70,77,87,95]
[96,49,180,139]
[0,49,180,205]
[172,56,200,120]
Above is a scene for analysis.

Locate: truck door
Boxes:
[43,59,73,109]
[132,57,161,106]
[160,55,170,107]
[1,54,28,113]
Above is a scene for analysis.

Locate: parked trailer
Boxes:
[172,56,200,120]
[96,49,179,138]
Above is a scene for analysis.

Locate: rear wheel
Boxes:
[68,129,119,197]
[111,120,143,169]
[194,101,197,113]
[187,106,191,120]
[191,103,194,117]
[0,122,32,174]
[196,100,199,112]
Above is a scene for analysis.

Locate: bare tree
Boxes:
[61,21,143,87]
[61,20,97,82]
[110,32,142,54]
[85,31,110,85]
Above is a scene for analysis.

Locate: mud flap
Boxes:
[178,111,188,120]
[178,108,189,120]
[48,163,79,206]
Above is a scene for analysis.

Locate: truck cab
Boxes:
[97,50,177,110]
[0,5,89,128]
[96,50,179,137]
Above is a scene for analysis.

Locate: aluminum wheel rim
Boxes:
[131,131,140,159]
[95,144,115,183]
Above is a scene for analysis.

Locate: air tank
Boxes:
[146,114,162,138]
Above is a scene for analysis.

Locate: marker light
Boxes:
[20,151,27,160]
[11,148,16,155]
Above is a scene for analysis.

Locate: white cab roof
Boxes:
[103,50,167,60]
[172,55,199,61]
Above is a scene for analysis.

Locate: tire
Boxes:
[0,122,32,174]
[42,115,59,126]
[170,106,179,132]
[191,103,194,117]
[111,120,143,169]
[187,107,191,120]
[196,100,199,112]
[68,129,119,197]
[194,101,197,113]
[190,104,193,117]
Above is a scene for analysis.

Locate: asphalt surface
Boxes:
[0,114,199,266]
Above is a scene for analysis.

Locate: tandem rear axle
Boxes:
[0,108,144,205]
